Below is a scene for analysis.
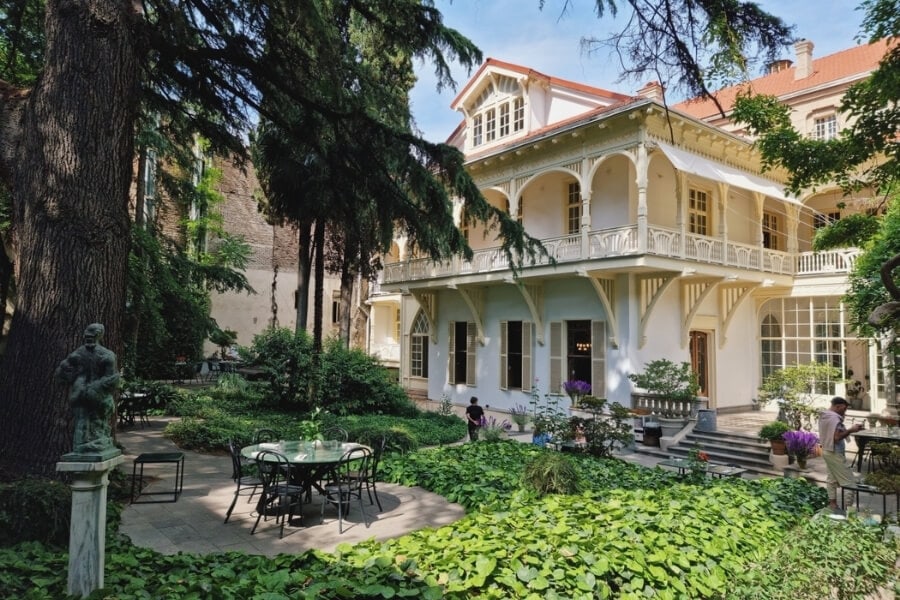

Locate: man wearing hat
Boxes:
[818,396,864,512]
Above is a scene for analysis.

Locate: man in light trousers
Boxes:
[818,396,864,513]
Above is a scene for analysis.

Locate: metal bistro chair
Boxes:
[251,450,305,538]
[321,426,349,443]
[321,446,372,534]
[224,440,262,523]
[253,429,280,444]
[349,435,386,512]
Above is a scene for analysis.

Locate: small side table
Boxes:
[131,452,185,503]
[841,483,899,516]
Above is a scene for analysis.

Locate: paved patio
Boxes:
[117,410,893,557]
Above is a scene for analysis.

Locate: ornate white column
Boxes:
[636,142,648,253]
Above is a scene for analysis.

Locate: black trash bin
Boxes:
[643,425,662,447]
[695,409,717,432]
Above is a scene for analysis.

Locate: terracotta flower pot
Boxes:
[770,439,787,456]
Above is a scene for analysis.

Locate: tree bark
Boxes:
[0,0,140,478]
[338,256,355,348]
[295,219,312,332]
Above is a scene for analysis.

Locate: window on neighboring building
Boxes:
[814,114,838,141]
[763,212,780,250]
[485,108,496,142]
[814,211,841,229]
[449,321,476,385]
[500,321,532,390]
[410,310,429,378]
[331,292,341,324]
[513,97,524,132]
[142,149,157,225]
[472,114,483,146]
[499,103,510,137]
[688,188,708,235]
[393,306,401,341]
[567,182,581,235]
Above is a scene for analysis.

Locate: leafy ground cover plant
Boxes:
[522,452,582,495]
[5,441,895,599]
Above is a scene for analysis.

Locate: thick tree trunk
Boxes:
[338,256,355,348]
[0,1,140,478]
[295,220,312,332]
[312,218,325,355]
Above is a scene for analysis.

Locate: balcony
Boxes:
[381,225,861,285]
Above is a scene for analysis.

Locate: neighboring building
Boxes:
[376,39,892,415]
[134,149,354,359]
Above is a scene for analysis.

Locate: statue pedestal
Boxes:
[56,453,123,598]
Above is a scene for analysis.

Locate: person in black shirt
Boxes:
[465,396,485,441]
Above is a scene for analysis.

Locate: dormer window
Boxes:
[472,114,483,146]
[485,108,496,142]
[499,104,510,137]
[466,74,525,148]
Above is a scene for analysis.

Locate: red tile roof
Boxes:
[674,38,893,120]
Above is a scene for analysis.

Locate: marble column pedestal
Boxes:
[56,454,124,598]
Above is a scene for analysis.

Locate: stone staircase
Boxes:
[635,428,783,476]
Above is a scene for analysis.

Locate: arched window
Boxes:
[410,310,429,378]
[760,314,782,379]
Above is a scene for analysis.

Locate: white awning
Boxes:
[655,142,800,205]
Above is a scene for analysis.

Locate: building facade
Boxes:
[376,39,891,415]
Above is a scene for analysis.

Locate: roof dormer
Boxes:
[450,58,630,156]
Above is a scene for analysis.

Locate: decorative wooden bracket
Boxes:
[456,286,486,346]
[680,277,722,348]
[718,282,759,348]
[577,270,619,349]
[507,280,545,345]
[638,272,678,348]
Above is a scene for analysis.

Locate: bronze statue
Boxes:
[55,323,120,458]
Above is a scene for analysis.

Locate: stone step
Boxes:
[634,429,785,476]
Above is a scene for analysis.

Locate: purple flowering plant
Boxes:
[782,430,819,458]
[563,380,591,398]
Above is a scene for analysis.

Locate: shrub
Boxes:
[758,420,792,441]
[569,398,634,457]
[244,327,315,409]
[0,478,71,548]
[522,452,582,496]
[758,362,841,429]
[318,337,416,416]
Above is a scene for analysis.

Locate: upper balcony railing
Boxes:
[381,224,861,284]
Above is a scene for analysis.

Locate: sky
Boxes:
[410,0,868,143]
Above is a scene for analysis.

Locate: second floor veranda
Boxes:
[381,223,861,286]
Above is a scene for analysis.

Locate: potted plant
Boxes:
[783,430,819,470]
[628,359,699,437]
[757,362,841,430]
[509,404,530,432]
[758,421,792,455]
[563,380,591,407]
